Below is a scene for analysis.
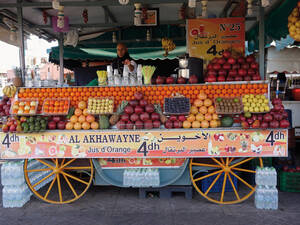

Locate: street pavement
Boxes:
[0,184,299,225]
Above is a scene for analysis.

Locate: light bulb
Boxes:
[119,0,129,5]
[188,0,196,8]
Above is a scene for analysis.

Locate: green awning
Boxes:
[246,0,298,51]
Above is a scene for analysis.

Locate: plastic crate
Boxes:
[201,172,238,193]
[279,171,300,192]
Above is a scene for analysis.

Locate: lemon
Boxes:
[251,103,256,108]
[244,94,249,99]
[244,106,249,112]
[249,94,254,99]
[264,99,269,104]
[258,99,263,104]
[249,107,254,112]
[264,106,270,112]
[244,102,250,107]
[254,107,260,113]
[260,106,265,112]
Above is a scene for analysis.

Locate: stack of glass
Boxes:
[123,168,160,187]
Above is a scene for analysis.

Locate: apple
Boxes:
[156,76,165,85]
[177,77,186,84]
[169,115,177,122]
[166,77,175,84]
[57,121,66,130]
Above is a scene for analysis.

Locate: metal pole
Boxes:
[59,32,64,86]
[17,0,25,84]
[258,4,265,80]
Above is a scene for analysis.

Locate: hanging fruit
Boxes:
[82,8,88,24]
[288,2,300,41]
[161,37,176,57]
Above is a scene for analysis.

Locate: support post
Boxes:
[17,0,25,84]
[59,32,64,86]
[258,4,265,80]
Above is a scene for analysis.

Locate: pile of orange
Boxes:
[18,83,268,110]
[42,99,69,114]
[66,101,99,130]
[183,92,220,129]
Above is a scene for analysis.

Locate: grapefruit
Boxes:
[183,121,191,128]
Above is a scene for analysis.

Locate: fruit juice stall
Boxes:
[0,0,296,206]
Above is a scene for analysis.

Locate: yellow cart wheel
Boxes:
[24,158,94,204]
[189,157,263,204]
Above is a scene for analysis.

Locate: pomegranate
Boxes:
[140,112,150,122]
[279,120,290,128]
[166,77,175,84]
[207,70,217,76]
[211,57,219,64]
[169,115,177,122]
[269,120,279,128]
[263,113,273,122]
[226,76,234,81]
[139,99,147,107]
[237,56,245,64]
[212,63,222,70]
[130,113,139,122]
[238,68,247,77]
[124,105,134,115]
[134,92,143,100]
[222,50,231,58]
[227,57,236,65]
[250,62,259,69]
[222,63,231,70]
[135,120,143,129]
[241,63,250,70]
[207,75,216,82]
[244,75,252,81]
[121,114,130,122]
[260,122,269,129]
[165,120,173,129]
[217,76,226,82]
[246,55,255,63]
[228,69,237,77]
[129,100,139,107]
[235,76,243,81]
[145,104,155,113]
[173,120,183,128]
[126,121,134,129]
[153,120,161,128]
[178,115,186,122]
[218,69,227,77]
[247,68,255,76]
[144,120,153,129]
[177,77,186,84]
[273,113,283,121]
[207,64,213,70]
[116,121,126,130]
[151,112,160,121]
[189,75,198,84]
[217,57,226,65]
[156,76,165,84]
[232,64,240,70]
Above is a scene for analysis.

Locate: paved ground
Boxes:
[0,184,299,225]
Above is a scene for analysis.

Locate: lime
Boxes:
[216,97,222,103]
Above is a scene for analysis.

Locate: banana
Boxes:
[3,85,17,98]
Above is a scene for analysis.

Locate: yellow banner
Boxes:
[0,129,287,159]
[187,18,245,60]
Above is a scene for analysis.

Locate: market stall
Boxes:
[0,0,298,207]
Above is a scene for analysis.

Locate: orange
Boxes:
[210,120,218,128]
[86,115,95,123]
[78,115,86,123]
[74,122,82,130]
[74,108,82,117]
[197,92,207,100]
[70,115,78,123]
[82,122,91,130]
[78,101,87,110]
[192,120,201,128]
[201,120,209,128]
[208,106,215,114]
[204,113,212,121]
[83,108,89,116]
[203,99,213,107]
[187,114,196,122]
[212,113,219,120]
[66,122,74,130]
[194,99,203,107]
[199,106,208,114]
[91,121,99,129]
[196,113,204,122]
[190,106,198,115]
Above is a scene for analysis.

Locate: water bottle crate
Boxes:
[279,171,300,192]
[201,172,238,193]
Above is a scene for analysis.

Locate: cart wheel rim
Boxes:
[189,157,263,205]
[24,158,94,204]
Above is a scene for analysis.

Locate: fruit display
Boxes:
[288,2,300,41]
[115,92,162,130]
[42,99,70,115]
[215,97,242,114]
[47,116,67,130]
[0,96,11,116]
[183,92,220,129]
[154,75,198,85]
[242,94,270,113]
[2,85,17,98]
[87,97,114,114]
[164,95,190,115]
[204,51,261,82]
[21,116,48,132]
[164,115,186,129]
[66,101,99,130]
[240,98,290,129]
[11,99,38,115]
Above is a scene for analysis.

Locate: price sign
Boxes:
[187,18,245,60]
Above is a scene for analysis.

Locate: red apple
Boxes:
[166,77,175,84]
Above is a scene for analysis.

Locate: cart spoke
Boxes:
[44,175,57,199]
[220,158,225,164]
[231,167,256,173]
[61,171,89,185]
[36,159,54,169]
[57,173,63,203]
[226,157,229,166]
[204,172,222,196]
[64,166,92,170]
[194,169,223,182]
[60,158,65,167]
[61,158,77,169]
[26,168,51,173]
[51,158,56,164]
[212,158,225,167]
[228,157,234,165]
[32,171,54,188]
[62,173,78,198]
[230,171,255,191]
[220,173,227,202]
[230,157,254,169]
[228,173,240,200]
[191,162,221,168]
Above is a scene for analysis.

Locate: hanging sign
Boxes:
[187,18,245,60]
[0,129,287,159]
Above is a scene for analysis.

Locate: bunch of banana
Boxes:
[3,85,17,98]
[288,2,300,41]
[162,37,176,57]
